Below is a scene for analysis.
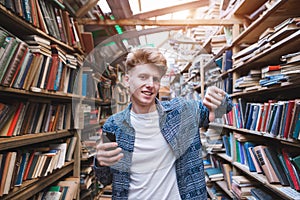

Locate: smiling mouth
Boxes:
[142,91,153,96]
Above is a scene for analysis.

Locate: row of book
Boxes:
[0,137,77,197]
[0,0,86,50]
[224,98,300,140]
[222,132,300,191]
[0,101,73,137]
[31,177,79,200]
[0,28,83,93]
[233,17,300,68]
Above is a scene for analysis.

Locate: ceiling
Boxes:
[70,0,236,73]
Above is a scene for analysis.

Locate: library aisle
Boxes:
[0,0,299,200]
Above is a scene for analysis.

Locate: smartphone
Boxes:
[102,131,117,151]
[102,131,116,143]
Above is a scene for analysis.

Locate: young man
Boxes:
[95,47,232,200]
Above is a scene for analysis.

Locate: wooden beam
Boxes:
[76,0,98,18]
[132,0,210,19]
[78,18,242,26]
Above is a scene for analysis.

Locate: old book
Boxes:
[264,147,290,186]
[65,136,77,162]
[289,100,300,138]
[46,54,60,90]
[0,152,12,196]
[14,152,30,186]
[6,102,25,137]
[23,53,44,90]
[281,149,300,190]
[34,0,48,33]
[1,41,28,86]
[283,100,296,138]
[248,146,263,173]
[0,37,20,82]
[22,150,35,181]
[43,186,62,200]
[2,151,17,195]
[254,145,280,183]
[49,143,67,169]
[11,51,33,88]
[21,0,32,23]
[57,179,78,200]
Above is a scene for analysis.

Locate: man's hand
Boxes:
[96,140,123,166]
[203,86,226,122]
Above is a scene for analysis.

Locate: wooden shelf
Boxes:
[214,153,298,200]
[230,82,300,99]
[0,86,81,101]
[215,180,234,198]
[1,161,74,200]
[0,4,83,54]
[232,0,300,45]
[233,162,297,200]
[233,0,268,16]
[0,130,74,151]
[208,123,300,148]
[232,29,300,73]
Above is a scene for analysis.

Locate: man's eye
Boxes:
[140,75,146,79]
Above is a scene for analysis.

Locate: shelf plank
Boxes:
[232,29,300,72]
[232,0,300,45]
[234,0,268,16]
[208,123,300,148]
[0,86,81,101]
[233,162,297,200]
[230,82,300,98]
[0,130,74,151]
[1,162,74,200]
[215,180,234,198]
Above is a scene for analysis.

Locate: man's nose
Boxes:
[146,77,154,86]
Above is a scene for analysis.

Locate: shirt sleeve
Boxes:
[93,156,113,186]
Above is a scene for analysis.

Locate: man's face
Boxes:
[126,63,162,113]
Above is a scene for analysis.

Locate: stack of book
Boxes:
[205,167,224,182]
[231,175,258,199]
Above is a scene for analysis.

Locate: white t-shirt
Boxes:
[128,110,181,200]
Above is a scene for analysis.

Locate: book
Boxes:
[65,136,77,162]
[244,142,256,172]
[253,145,280,183]
[49,143,67,169]
[14,152,30,186]
[57,179,78,200]
[0,37,20,82]
[22,150,35,181]
[283,100,296,138]
[282,149,300,190]
[43,186,62,200]
[6,102,25,137]
[264,147,290,186]
[250,188,273,200]
[269,102,284,136]
[248,146,262,174]
[0,41,28,86]
[2,151,17,195]
[289,100,300,139]
[0,152,12,196]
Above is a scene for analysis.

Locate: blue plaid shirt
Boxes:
[95,96,232,200]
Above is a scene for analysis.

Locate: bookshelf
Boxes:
[202,0,300,199]
[0,0,93,199]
